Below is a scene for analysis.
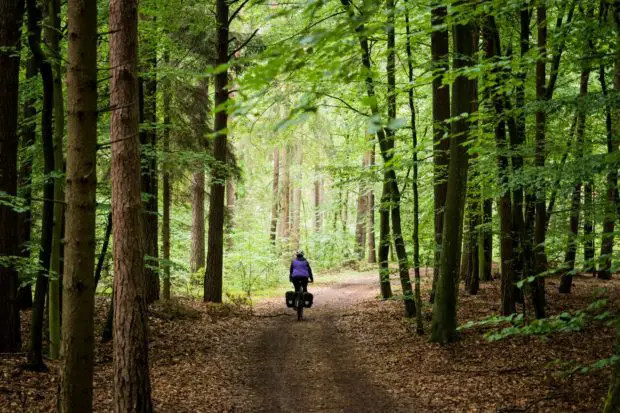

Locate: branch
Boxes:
[228,28,259,59]
[319,93,368,116]
[229,0,252,25]
[546,0,576,100]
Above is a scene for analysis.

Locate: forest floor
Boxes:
[1,268,619,412]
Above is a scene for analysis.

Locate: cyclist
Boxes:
[289,250,313,292]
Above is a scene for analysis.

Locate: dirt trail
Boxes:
[244,274,407,413]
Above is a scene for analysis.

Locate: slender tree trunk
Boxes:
[598,23,618,279]
[59,0,98,408]
[26,0,54,369]
[291,145,302,251]
[560,66,590,292]
[140,56,159,303]
[190,170,205,273]
[405,0,423,333]
[313,178,321,233]
[385,0,414,316]
[355,154,368,259]
[479,198,492,281]
[109,0,153,408]
[431,5,475,344]
[162,62,171,300]
[603,4,620,411]
[279,146,290,242]
[367,146,377,264]
[47,0,64,360]
[226,178,235,248]
[532,5,548,319]
[17,56,37,311]
[430,1,450,303]
[0,0,24,353]
[204,0,229,303]
[270,149,280,243]
[94,213,112,290]
[484,15,515,314]
[378,182,393,299]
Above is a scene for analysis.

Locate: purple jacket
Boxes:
[290,258,313,279]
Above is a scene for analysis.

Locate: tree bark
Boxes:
[532,4,548,319]
[17,56,37,311]
[430,4,475,344]
[270,149,280,243]
[367,146,377,264]
[59,0,98,407]
[162,59,171,300]
[109,0,153,408]
[190,170,205,273]
[94,213,112,290]
[313,178,321,233]
[598,16,619,279]
[355,153,368,260]
[430,1,450,304]
[405,0,423,333]
[279,146,290,242]
[47,0,64,361]
[204,0,229,303]
[0,0,24,353]
[560,65,590,292]
[26,0,54,369]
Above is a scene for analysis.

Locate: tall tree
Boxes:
[0,0,25,353]
[26,0,54,369]
[190,169,205,273]
[109,0,153,408]
[204,0,230,303]
[162,54,172,300]
[355,153,368,260]
[367,146,377,264]
[279,145,290,241]
[270,149,280,243]
[47,0,64,361]
[59,0,98,408]
[430,1,450,303]
[430,1,475,344]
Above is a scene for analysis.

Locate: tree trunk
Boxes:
[279,146,290,242]
[226,178,235,248]
[26,0,54,369]
[430,1,450,304]
[162,61,171,300]
[355,154,368,260]
[479,199,492,281]
[47,0,64,361]
[313,178,321,233]
[598,22,619,279]
[367,146,377,264]
[140,56,159,303]
[109,0,153,408]
[0,0,24,353]
[17,56,37,311]
[204,0,229,303]
[59,0,98,407]
[430,6,475,344]
[385,0,414,317]
[190,170,205,273]
[532,5,548,319]
[378,182,393,299]
[270,149,279,243]
[560,65,590,292]
[405,0,423,333]
[464,196,480,295]
[94,213,112,290]
[291,145,302,251]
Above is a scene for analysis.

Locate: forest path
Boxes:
[242,272,410,412]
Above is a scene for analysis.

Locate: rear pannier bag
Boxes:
[303,292,313,308]
[285,291,295,308]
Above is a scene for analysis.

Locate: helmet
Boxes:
[295,250,304,257]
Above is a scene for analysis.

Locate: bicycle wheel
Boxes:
[296,291,304,321]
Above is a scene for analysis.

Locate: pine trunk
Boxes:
[59,0,98,407]
[162,66,171,300]
[204,0,229,303]
[0,0,24,353]
[109,0,153,408]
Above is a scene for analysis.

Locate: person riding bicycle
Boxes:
[289,250,313,293]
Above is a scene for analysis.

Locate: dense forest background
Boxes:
[2,0,620,411]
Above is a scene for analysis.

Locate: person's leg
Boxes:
[301,279,308,293]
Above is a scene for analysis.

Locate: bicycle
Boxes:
[293,280,313,321]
